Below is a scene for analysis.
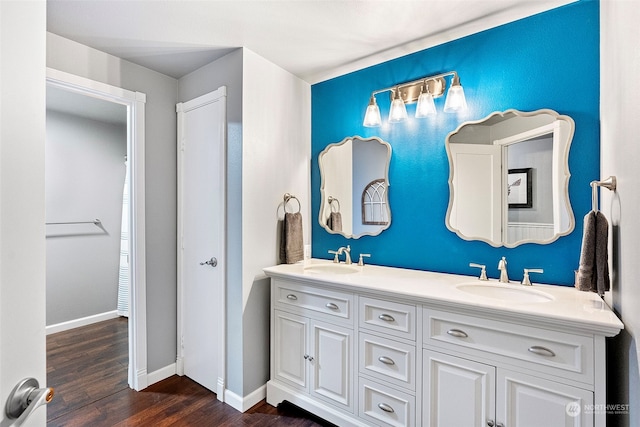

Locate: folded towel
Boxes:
[327,212,342,232]
[576,211,610,295]
[280,212,304,264]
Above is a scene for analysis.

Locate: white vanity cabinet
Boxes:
[264,261,623,427]
[423,308,596,427]
[269,279,357,418]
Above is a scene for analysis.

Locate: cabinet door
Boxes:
[310,320,353,411]
[423,349,496,427]
[497,369,593,427]
[274,310,308,390]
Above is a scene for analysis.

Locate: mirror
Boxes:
[445,109,575,247]
[319,136,392,239]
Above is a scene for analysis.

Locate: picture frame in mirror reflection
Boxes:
[507,168,532,208]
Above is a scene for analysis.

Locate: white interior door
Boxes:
[449,143,502,242]
[177,87,227,398]
[1,1,48,425]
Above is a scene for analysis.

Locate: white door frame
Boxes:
[46,68,149,391]
[176,87,227,400]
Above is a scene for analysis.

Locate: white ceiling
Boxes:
[47,0,575,84]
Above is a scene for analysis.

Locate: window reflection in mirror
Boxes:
[445,109,575,247]
[319,136,392,239]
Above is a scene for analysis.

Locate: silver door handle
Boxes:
[5,378,54,421]
[200,257,218,267]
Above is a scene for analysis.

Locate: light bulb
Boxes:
[388,89,407,123]
[444,75,467,113]
[363,96,381,127]
[415,85,436,118]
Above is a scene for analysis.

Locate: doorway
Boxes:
[45,68,148,391]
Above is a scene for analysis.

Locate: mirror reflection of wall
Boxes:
[319,136,391,239]
[446,109,574,247]
[507,135,554,244]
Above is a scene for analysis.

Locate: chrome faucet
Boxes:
[498,256,509,283]
[338,245,352,265]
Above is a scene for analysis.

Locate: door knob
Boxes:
[200,257,218,267]
[5,377,54,422]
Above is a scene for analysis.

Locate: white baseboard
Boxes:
[224,384,266,412]
[146,363,176,387]
[46,310,120,335]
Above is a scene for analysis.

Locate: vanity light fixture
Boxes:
[363,71,466,127]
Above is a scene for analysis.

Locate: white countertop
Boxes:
[263,258,624,337]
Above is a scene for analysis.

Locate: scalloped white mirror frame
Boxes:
[445,109,575,247]
[318,135,392,239]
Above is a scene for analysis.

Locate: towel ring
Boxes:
[328,196,341,213]
[590,176,617,212]
[283,193,301,214]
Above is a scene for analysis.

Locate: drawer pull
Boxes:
[528,345,556,357]
[378,314,395,322]
[286,294,298,301]
[377,402,395,413]
[378,356,395,365]
[325,302,339,310]
[446,328,469,338]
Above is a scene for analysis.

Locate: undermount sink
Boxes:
[303,263,360,275]
[456,282,553,303]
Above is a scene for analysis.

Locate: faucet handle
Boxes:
[469,263,488,281]
[358,253,371,266]
[522,268,544,286]
[328,250,340,263]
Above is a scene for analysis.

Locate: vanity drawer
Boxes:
[424,308,594,384]
[359,297,416,341]
[359,333,416,391]
[274,280,352,322]
[359,378,415,427]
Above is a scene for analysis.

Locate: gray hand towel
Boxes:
[280,212,304,264]
[576,211,610,295]
[327,212,342,232]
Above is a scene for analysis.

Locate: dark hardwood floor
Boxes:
[47,317,334,426]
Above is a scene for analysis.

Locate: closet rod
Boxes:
[46,219,102,226]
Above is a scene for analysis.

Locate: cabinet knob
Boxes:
[303,354,314,362]
[377,402,395,413]
[325,302,339,310]
[487,421,495,427]
[286,294,298,300]
[378,314,395,322]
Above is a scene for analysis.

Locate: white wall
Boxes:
[0,1,47,425]
[601,2,640,426]
[242,48,311,395]
[45,111,126,325]
[177,48,310,401]
[47,33,179,373]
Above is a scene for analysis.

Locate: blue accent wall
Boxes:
[311,1,599,286]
